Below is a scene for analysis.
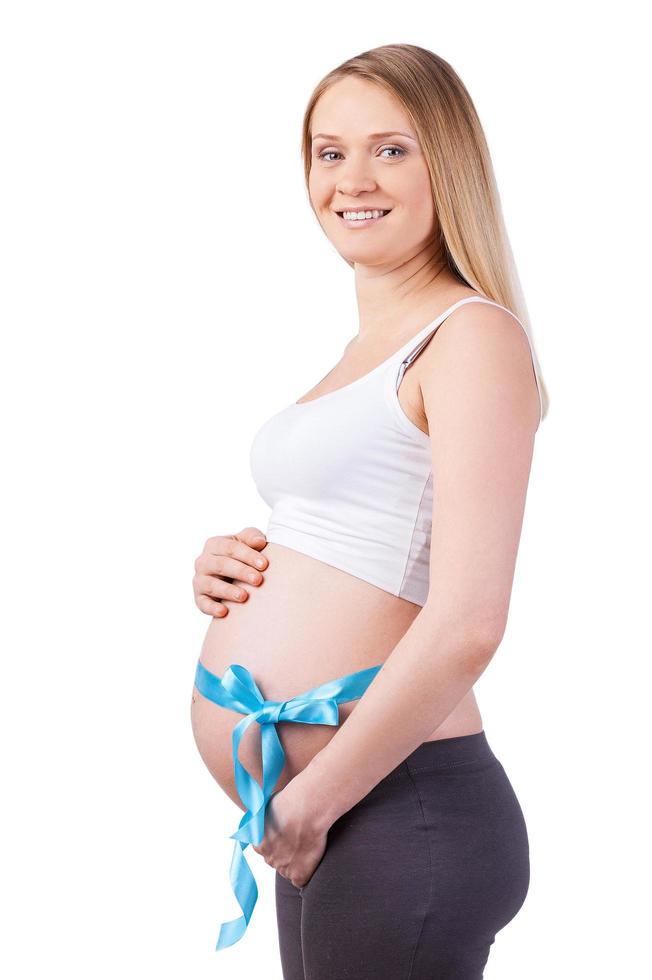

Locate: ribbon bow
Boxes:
[193,658,383,950]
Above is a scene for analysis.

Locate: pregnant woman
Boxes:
[190,43,549,979]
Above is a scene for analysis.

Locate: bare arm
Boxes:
[292,305,540,829]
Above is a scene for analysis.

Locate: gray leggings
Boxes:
[275,730,530,979]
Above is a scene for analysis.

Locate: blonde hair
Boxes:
[300,43,550,422]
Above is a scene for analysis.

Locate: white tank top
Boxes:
[249,296,543,606]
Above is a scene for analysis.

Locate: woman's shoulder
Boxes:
[415,292,541,431]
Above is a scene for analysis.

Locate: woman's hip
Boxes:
[276,730,530,978]
[300,730,529,907]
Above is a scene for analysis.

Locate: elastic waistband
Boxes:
[380,730,496,782]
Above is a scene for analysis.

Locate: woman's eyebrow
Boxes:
[312,131,418,143]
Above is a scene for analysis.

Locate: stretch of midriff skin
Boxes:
[191,308,486,809]
[190,540,484,811]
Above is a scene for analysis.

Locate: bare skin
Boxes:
[191,76,535,812]
[191,285,488,811]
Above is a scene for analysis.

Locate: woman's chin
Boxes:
[333,242,396,266]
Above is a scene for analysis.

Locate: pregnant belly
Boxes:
[190,542,483,810]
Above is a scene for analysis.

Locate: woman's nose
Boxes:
[335,155,378,195]
[336,173,377,195]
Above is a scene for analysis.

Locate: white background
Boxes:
[1,1,650,977]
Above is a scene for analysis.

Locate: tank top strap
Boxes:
[393,296,491,392]
[393,296,543,425]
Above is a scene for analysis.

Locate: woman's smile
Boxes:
[335,208,392,228]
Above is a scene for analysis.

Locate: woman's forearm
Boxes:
[293,607,499,830]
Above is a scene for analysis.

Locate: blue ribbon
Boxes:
[193,658,383,950]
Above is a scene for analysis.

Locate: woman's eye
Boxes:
[317,145,406,162]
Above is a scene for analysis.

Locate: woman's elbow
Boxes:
[421,600,507,670]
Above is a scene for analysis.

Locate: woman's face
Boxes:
[308,76,437,267]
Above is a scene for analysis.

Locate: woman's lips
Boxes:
[336,210,391,228]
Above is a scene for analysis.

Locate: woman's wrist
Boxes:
[284,761,341,834]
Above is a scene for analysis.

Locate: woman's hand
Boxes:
[251,777,330,890]
[192,527,269,617]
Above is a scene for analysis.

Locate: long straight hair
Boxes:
[300,43,550,421]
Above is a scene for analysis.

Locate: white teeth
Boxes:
[342,209,388,221]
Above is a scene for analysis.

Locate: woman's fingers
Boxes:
[194,544,268,586]
[198,532,268,573]
[193,571,249,601]
[192,529,269,616]
[236,526,269,551]
[195,593,230,618]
